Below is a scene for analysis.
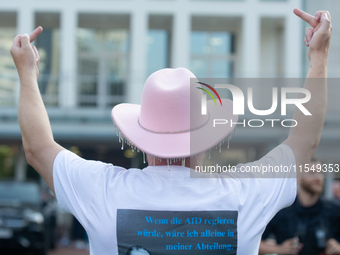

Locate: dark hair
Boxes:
[125,245,151,255]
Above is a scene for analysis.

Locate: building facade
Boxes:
[0,0,339,194]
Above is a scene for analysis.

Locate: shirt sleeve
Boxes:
[53,149,123,228]
[256,144,297,223]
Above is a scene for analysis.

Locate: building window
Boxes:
[190,31,235,78]
[147,30,169,76]
[260,17,284,77]
[0,12,17,107]
[77,14,129,108]
[35,13,60,107]
[147,15,172,76]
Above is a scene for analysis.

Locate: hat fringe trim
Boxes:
[112,120,236,168]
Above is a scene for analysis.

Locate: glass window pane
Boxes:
[78,58,98,106]
[210,32,233,54]
[190,58,208,77]
[35,13,60,107]
[105,30,129,53]
[107,58,127,79]
[107,58,126,96]
[212,60,233,78]
[77,28,129,108]
[0,27,17,107]
[79,58,98,76]
[35,28,60,106]
[77,28,100,53]
[191,30,235,78]
[147,29,168,76]
[191,31,209,55]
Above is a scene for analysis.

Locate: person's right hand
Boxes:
[10,26,42,79]
[294,9,332,61]
[278,238,303,255]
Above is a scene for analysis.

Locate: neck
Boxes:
[147,153,205,168]
[298,189,320,207]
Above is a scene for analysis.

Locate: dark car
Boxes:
[0,181,56,255]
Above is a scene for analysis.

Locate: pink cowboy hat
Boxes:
[111,68,237,159]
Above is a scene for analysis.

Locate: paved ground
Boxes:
[48,246,89,255]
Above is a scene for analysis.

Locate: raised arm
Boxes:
[283,9,332,168]
[10,27,64,193]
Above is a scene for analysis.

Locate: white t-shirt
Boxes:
[53,144,296,255]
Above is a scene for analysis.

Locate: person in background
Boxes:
[259,158,340,255]
[332,180,340,203]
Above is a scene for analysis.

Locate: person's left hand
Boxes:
[326,238,340,255]
[293,9,332,61]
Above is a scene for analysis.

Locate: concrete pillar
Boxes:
[127,5,148,104]
[284,13,302,77]
[60,8,77,108]
[171,9,190,69]
[242,12,261,78]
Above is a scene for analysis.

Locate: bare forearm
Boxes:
[307,53,328,78]
[288,55,327,162]
[18,73,63,192]
[18,74,54,153]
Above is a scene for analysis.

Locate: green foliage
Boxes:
[0,145,15,179]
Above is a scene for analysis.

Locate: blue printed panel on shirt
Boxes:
[117,209,238,255]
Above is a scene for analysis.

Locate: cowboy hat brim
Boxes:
[111,99,237,159]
